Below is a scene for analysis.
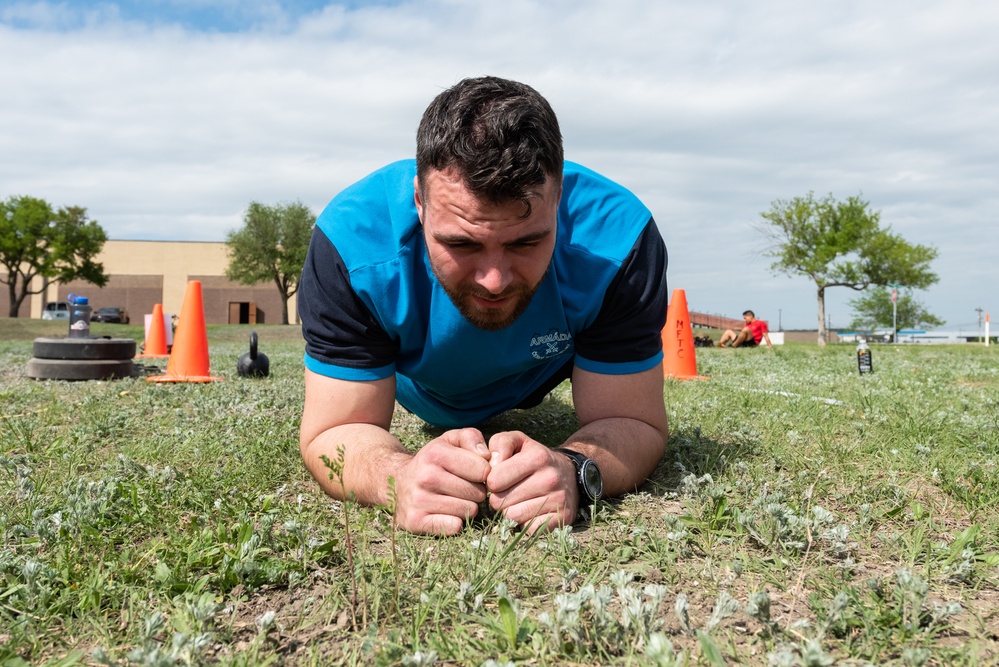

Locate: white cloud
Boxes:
[1,0,997,328]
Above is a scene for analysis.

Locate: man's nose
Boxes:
[474,256,513,295]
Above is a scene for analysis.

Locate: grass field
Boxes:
[1,321,997,666]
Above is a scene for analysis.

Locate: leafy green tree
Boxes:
[759,192,938,345]
[0,195,108,317]
[225,201,315,325]
[849,288,944,332]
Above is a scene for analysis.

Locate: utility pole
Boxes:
[976,306,984,330]
[891,284,898,344]
[778,309,782,331]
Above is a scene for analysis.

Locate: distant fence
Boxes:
[689,311,746,330]
[783,330,839,344]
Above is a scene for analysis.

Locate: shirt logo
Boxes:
[530,328,573,360]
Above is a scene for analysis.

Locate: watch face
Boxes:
[580,460,603,500]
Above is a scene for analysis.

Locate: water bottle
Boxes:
[68,294,92,339]
[856,339,873,375]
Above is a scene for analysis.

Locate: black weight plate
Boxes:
[27,358,139,381]
[32,337,137,361]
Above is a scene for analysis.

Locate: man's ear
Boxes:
[413,176,424,224]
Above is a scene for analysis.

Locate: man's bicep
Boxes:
[300,369,397,450]
[570,365,667,435]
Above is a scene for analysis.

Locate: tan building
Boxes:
[8,240,297,325]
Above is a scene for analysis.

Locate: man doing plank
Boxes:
[299,76,669,535]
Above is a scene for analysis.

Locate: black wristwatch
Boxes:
[555,448,603,502]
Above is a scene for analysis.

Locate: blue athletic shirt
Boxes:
[300,159,668,428]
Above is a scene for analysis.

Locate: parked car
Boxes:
[41,302,70,320]
[91,306,129,324]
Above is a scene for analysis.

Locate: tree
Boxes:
[0,195,109,317]
[849,288,944,332]
[759,192,938,345]
[225,201,315,325]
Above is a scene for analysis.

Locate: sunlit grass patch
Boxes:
[1,323,997,665]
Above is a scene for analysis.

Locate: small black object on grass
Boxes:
[237,331,270,378]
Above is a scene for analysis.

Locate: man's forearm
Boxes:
[560,417,667,497]
[301,424,411,507]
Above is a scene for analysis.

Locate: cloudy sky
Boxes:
[2,0,996,331]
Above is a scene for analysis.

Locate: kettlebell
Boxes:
[237,331,270,378]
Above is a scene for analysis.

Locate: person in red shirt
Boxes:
[719,310,773,348]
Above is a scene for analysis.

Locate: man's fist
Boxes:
[392,428,492,535]
[486,431,578,533]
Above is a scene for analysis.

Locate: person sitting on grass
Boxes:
[718,310,772,349]
[298,76,669,537]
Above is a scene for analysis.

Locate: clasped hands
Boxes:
[392,428,579,536]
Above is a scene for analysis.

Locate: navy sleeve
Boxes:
[574,218,669,366]
[299,226,398,377]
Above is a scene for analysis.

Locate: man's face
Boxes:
[415,168,561,331]
[743,314,754,324]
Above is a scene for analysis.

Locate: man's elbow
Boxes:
[299,419,335,463]
[299,431,313,460]
[299,417,321,459]
[636,418,668,477]
[648,424,668,464]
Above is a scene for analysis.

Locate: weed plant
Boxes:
[1,322,997,665]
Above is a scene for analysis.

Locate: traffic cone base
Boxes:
[147,281,222,383]
[147,374,220,383]
[136,303,170,358]
[662,288,708,380]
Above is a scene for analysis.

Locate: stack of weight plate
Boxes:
[27,337,139,381]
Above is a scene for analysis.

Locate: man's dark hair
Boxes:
[743,310,756,318]
[416,76,564,216]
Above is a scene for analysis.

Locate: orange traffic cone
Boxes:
[147,281,221,383]
[136,303,170,358]
[662,288,708,380]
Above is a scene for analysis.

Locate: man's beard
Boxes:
[432,268,545,331]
